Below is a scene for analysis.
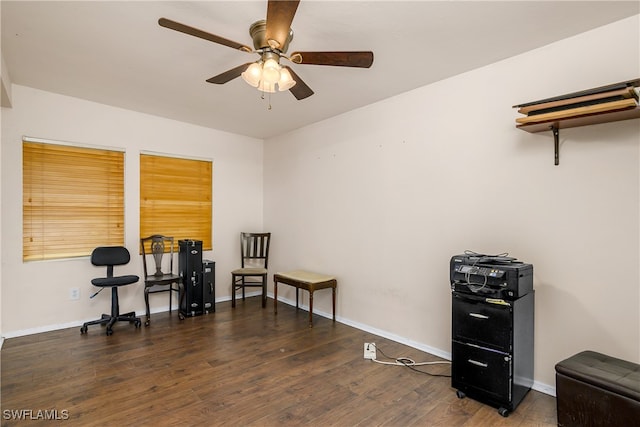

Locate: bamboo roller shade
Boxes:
[139,154,212,252]
[23,142,125,261]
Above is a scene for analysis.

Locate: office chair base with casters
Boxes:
[80,246,142,336]
[80,287,141,335]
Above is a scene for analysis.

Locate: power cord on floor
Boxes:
[368,343,452,377]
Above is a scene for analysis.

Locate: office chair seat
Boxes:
[91,275,139,287]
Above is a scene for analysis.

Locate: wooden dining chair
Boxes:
[140,235,181,326]
[231,232,271,308]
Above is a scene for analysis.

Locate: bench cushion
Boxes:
[275,270,336,284]
[555,350,640,401]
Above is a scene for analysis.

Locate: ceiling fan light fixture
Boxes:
[241,62,262,87]
[257,80,276,93]
[261,58,281,84]
[277,68,296,91]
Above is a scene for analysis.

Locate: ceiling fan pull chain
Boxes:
[259,88,272,110]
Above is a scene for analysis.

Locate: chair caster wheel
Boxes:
[179,313,185,320]
[135,320,141,328]
[498,407,509,418]
[456,390,466,399]
[106,328,113,336]
[144,320,150,327]
[80,326,87,334]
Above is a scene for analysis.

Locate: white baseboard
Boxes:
[273,293,452,359]
[2,320,86,339]
[0,294,238,339]
[271,293,556,397]
[532,380,556,397]
[0,292,557,396]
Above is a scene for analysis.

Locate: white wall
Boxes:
[1,85,264,336]
[264,15,640,393]
[1,51,12,108]
[0,36,10,344]
[0,58,4,345]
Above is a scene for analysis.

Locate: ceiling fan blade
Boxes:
[290,51,374,68]
[206,63,253,84]
[283,66,314,100]
[159,18,252,52]
[265,0,300,50]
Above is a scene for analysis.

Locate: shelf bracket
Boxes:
[551,125,559,165]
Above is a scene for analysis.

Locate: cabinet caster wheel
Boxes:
[456,390,466,399]
[80,326,87,334]
[498,407,509,418]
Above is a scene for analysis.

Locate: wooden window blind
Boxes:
[23,140,125,261]
[140,154,212,251]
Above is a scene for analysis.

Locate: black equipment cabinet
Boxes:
[178,240,215,318]
[451,291,534,417]
[202,259,216,313]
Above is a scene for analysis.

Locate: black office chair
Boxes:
[80,246,142,335]
[232,232,271,308]
[140,235,181,326]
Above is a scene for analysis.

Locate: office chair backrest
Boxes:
[91,246,131,277]
[240,233,271,269]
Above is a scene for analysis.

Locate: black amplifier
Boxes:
[450,253,533,299]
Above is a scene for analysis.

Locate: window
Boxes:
[139,153,212,251]
[23,139,125,261]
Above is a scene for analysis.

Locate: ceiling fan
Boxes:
[159,0,374,100]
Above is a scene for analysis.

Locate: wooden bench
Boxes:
[273,270,337,327]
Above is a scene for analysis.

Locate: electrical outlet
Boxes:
[69,288,80,300]
[363,343,376,360]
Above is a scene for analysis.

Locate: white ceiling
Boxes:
[2,1,638,139]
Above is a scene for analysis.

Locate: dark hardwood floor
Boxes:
[1,297,557,426]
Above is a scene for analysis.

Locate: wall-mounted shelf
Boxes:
[513,78,640,165]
